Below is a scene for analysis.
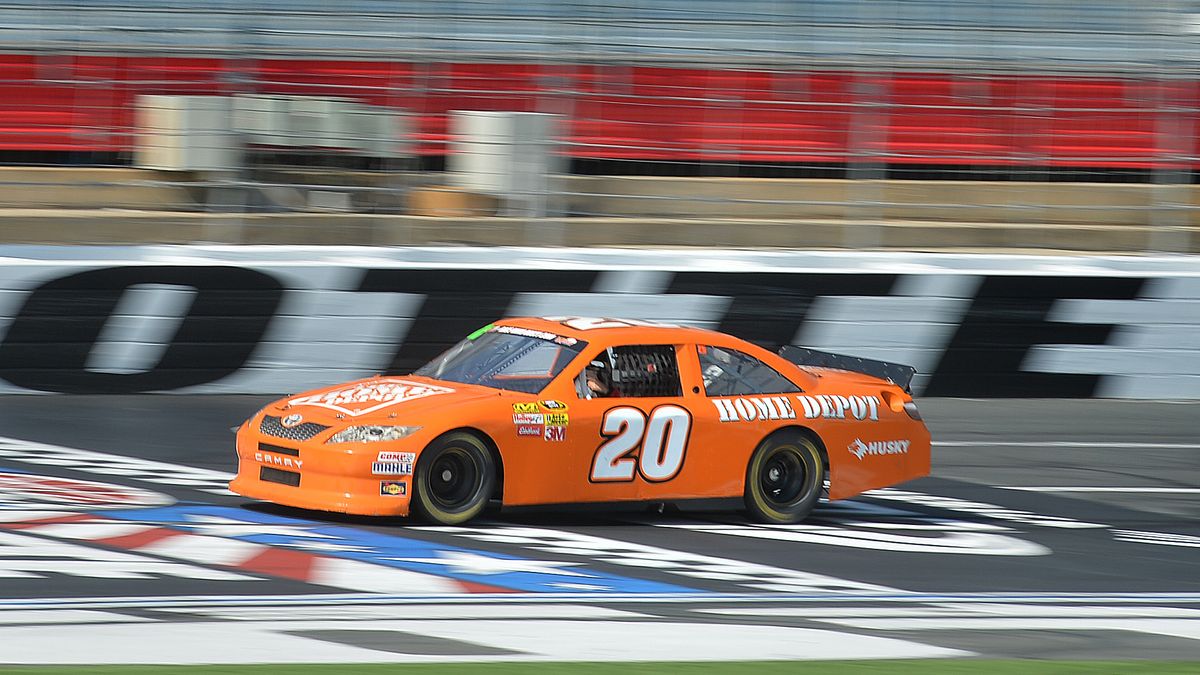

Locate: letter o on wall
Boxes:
[0,266,283,393]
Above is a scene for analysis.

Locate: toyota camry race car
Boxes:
[230,317,930,525]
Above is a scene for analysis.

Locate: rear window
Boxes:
[698,345,800,396]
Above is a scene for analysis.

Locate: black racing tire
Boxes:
[411,431,496,525]
[743,431,825,524]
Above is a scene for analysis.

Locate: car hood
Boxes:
[261,375,504,426]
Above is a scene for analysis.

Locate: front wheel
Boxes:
[411,431,496,525]
[743,432,825,524]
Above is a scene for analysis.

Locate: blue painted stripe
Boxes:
[103,504,703,595]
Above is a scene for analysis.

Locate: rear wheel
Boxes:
[743,432,824,524]
[412,431,495,525]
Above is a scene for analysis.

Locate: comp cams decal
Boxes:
[371,451,415,475]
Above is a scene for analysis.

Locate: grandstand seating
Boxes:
[0,54,1194,168]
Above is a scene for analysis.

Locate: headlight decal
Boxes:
[326,425,422,444]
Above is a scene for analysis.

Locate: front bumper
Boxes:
[228,419,417,517]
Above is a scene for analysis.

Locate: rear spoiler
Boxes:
[778,345,917,394]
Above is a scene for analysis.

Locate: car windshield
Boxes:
[413,326,587,394]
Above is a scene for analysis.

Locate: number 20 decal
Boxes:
[590,405,692,483]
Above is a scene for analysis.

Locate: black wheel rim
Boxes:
[759,446,810,508]
[427,447,482,511]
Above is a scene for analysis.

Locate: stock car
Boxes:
[230,317,931,525]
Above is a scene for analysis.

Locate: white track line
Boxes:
[936,441,1200,449]
[1002,487,1200,493]
[8,592,1200,611]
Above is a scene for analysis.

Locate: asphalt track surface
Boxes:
[0,396,1198,664]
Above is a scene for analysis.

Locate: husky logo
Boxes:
[848,438,910,460]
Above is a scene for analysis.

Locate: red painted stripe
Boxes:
[1,513,97,530]
[456,580,524,594]
[236,546,318,582]
[95,527,185,550]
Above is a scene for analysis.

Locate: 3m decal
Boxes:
[544,426,566,442]
[796,395,880,421]
[591,405,691,483]
[289,379,453,417]
[711,396,796,423]
[512,402,540,414]
[380,480,407,496]
[848,438,910,460]
[538,400,568,411]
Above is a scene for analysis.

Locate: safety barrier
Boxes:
[0,246,1195,399]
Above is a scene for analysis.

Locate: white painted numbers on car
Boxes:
[591,405,691,483]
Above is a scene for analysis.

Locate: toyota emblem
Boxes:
[281,413,304,428]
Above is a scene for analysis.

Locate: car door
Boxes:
[566,342,699,503]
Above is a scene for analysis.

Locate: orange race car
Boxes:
[230,317,930,525]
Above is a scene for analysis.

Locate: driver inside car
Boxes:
[584,359,617,398]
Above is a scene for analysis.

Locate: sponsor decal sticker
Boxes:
[711,396,797,423]
[544,412,569,427]
[516,425,543,437]
[797,394,880,421]
[513,413,545,425]
[538,400,568,411]
[280,413,304,427]
[289,378,454,417]
[372,461,413,475]
[255,452,303,469]
[493,325,576,345]
[545,316,682,331]
[379,480,407,496]
[848,438,910,460]
[512,402,540,414]
[373,451,415,475]
[544,426,566,442]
